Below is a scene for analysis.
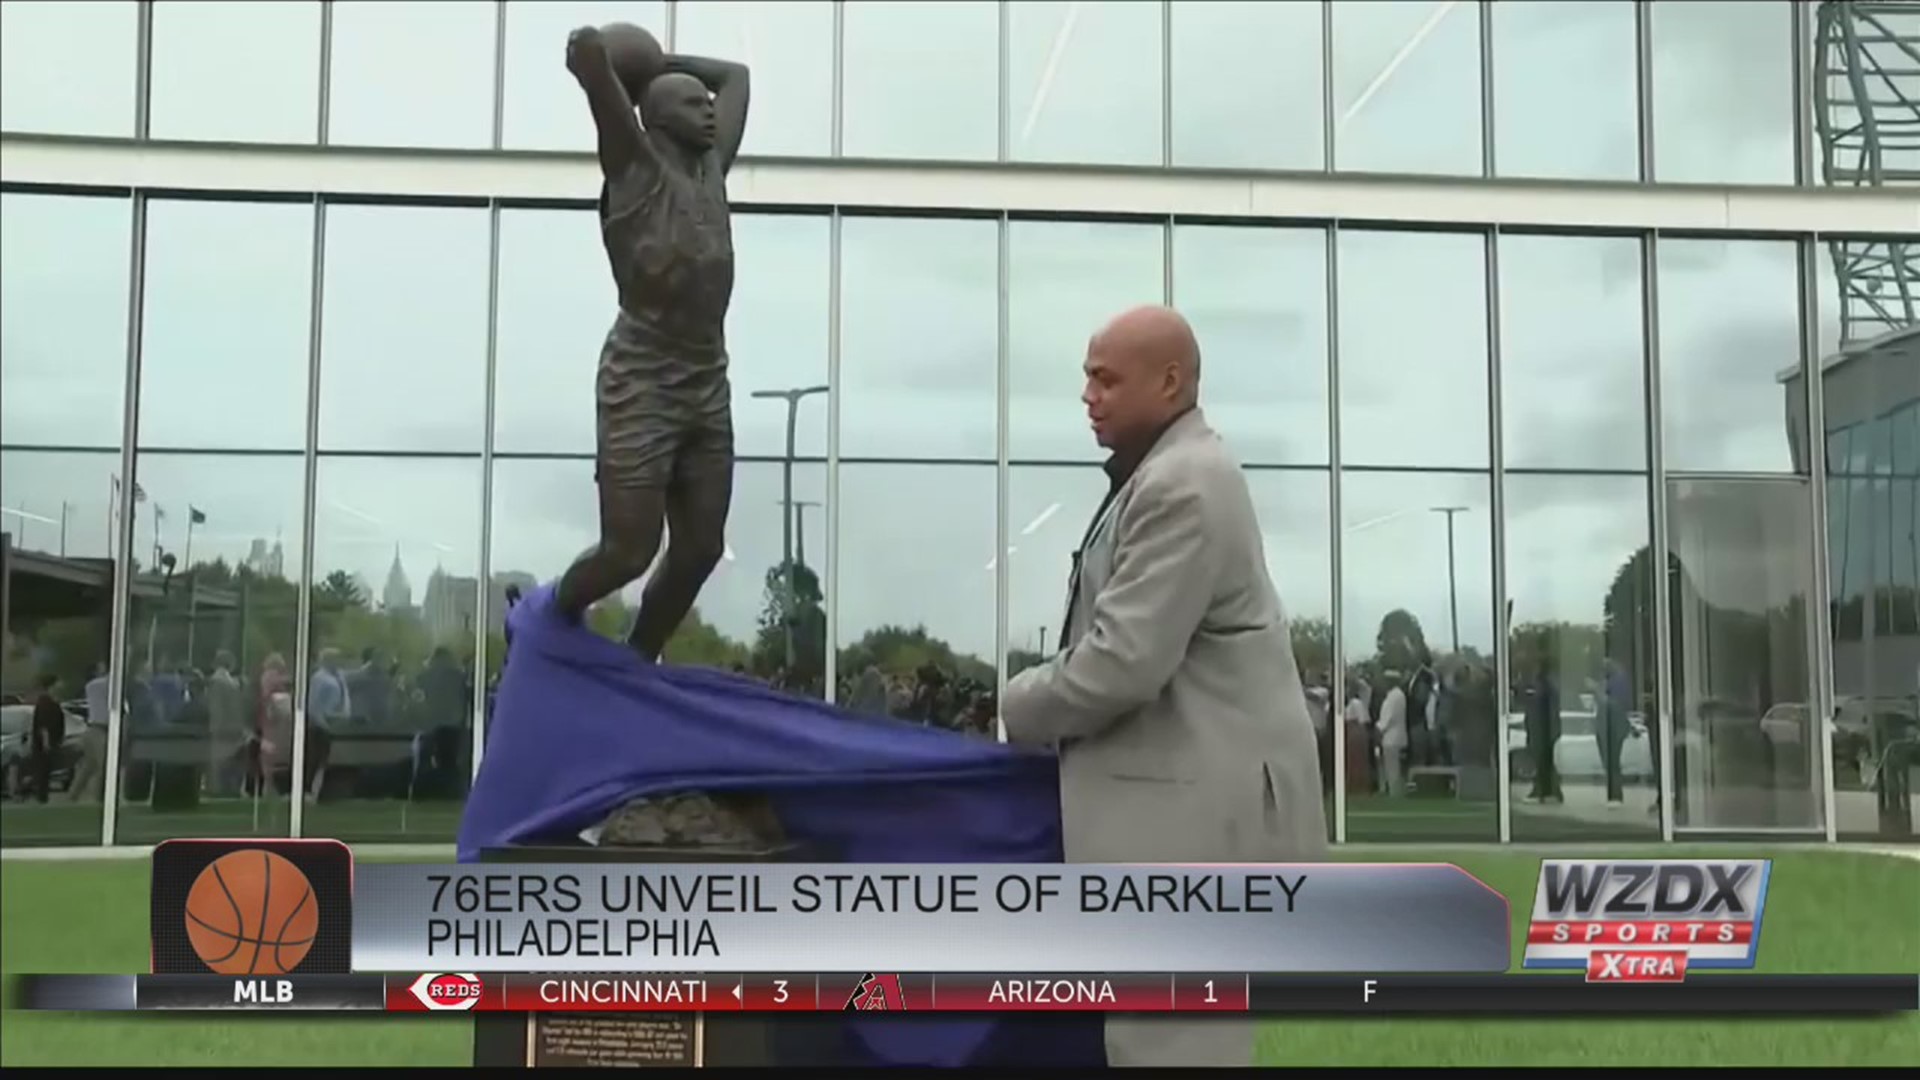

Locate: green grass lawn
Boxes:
[0,790,1656,848]
[2,848,1915,1067]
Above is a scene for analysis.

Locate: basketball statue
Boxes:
[552,22,751,661]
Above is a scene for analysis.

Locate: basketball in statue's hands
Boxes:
[601,22,665,100]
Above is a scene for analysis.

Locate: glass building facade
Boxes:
[0,0,1913,850]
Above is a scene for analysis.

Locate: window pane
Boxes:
[1,193,131,450]
[318,205,491,454]
[1009,0,1163,166]
[675,1,833,159]
[150,1,323,144]
[843,1,998,161]
[1332,0,1483,176]
[493,207,607,455]
[1820,239,1917,352]
[327,0,496,150]
[0,449,118,845]
[839,216,997,461]
[485,458,826,700]
[1498,234,1646,471]
[837,464,995,725]
[1814,5,1920,187]
[1656,238,1803,473]
[729,214,832,459]
[112,452,303,844]
[1504,473,1659,840]
[1821,324,1919,840]
[1251,468,1337,841]
[1651,0,1796,185]
[1172,225,1329,466]
[1337,230,1490,469]
[1492,0,1638,181]
[1171,1,1324,170]
[1667,477,1821,831]
[139,200,314,451]
[501,1,668,152]
[1340,469,1498,842]
[304,455,481,842]
[496,211,828,460]
[0,0,137,137]
[1009,221,1164,463]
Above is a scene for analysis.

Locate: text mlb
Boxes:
[426,870,1311,915]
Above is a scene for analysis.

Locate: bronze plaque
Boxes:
[526,1013,704,1068]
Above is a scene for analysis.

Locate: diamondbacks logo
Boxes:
[1522,859,1770,982]
[845,973,906,1011]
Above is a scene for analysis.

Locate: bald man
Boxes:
[1001,306,1329,1068]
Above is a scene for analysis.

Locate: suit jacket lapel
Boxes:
[1059,486,1127,652]
[1055,408,1210,654]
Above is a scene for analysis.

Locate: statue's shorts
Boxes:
[593,309,734,491]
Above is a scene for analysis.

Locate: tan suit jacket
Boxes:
[1002,407,1328,1067]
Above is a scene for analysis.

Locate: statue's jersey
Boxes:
[599,145,735,360]
[591,145,736,489]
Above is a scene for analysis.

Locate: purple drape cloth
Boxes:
[458,586,1102,1067]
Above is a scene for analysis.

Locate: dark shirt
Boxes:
[31,693,64,755]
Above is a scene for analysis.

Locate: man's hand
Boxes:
[566,25,607,80]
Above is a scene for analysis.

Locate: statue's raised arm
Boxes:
[565,25,657,190]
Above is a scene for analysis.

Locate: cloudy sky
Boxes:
[3,0,1901,671]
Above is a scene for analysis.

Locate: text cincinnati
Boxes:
[421,872,1310,915]
[426,919,719,957]
[539,979,711,1005]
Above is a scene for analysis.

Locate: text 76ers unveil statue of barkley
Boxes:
[552,23,750,659]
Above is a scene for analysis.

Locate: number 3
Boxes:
[773,979,788,1004]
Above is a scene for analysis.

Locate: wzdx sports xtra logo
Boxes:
[1521,859,1771,983]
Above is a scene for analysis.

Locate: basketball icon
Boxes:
[183,849,318,975]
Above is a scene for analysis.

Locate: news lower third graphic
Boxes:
[150,839,354,977]
[1521,859,1770,983]
[6,973,1916,1015]
[346,863,1511,973]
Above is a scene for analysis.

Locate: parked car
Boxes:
[1507,709,1654,784]
[0,702,88,798]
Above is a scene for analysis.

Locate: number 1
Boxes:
[1203,980,1217,1004]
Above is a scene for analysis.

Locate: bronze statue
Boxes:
[553,24,751,661]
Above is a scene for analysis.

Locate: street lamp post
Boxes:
[1431,506,1467,654]
[751,385,829,669]
[780,499,822,569]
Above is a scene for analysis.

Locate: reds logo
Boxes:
[409,972,485,1011]
[844,973,905,1011]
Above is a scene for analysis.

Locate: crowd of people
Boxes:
[8,644,479,806]
[1305,659,1505,800]
[838,663,997,737]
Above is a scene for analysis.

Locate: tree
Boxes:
[754,560,826,685]
[664,606,750,669]
[1509,620,1606,684]
[1006,648,1045,679]
[1374,608,1430,672]
[838,624,993,685]
[315,570,367,612]
[1289,616,1334,681]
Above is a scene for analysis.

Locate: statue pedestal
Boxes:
[470,840,846,1068]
